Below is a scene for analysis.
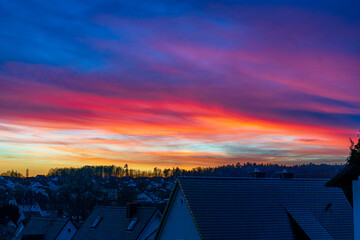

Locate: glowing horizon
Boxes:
[1,0,359,175]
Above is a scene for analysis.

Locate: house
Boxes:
[156,177,353,240]
[137,193,154,203]
[128,179,137,188]
[16,203,46,226]
[0,219,16,240]
[47,181,60,191]
[30,182,45,190]
[17,211,42,226]
[5,180,15,189]
[18,203,43,216]
[8,199,17,206]
[326,163,360,240]
[73,204,162,240]
[14,217,77,240]
[148,194,161,203]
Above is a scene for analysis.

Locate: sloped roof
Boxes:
[22,211,42,224]
[16,217,69,240]
[326,163,360,187]
[170,177,353,240]
[73,206,158,240]
[285,208,333,240]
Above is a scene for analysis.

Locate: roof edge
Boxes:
[326,163,360,187]
[178,179,204,240]
[136,208,161,240]
[154,180,179,240]
[178,176,330,181]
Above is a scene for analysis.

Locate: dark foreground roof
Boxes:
[174,177,353,240]
[73,206,157,240]
[15,217,70,240]
[326,163,360,187]
[326,163,360,206]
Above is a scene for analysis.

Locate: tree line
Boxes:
[0,163,348,179]
[44,162,345,179]
[2,134,359,179]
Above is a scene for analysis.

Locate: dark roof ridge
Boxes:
[326,163,360,187]
[93,206,157,209]
[178,176,330,181]
[29,217,67,221]
[135,209,160,239]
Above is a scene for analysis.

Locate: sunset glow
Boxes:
[1,0,359,175]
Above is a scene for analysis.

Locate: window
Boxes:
[179,198,184,207]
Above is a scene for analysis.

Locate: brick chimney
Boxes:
[126,203,139,219]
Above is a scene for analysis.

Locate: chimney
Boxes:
[280,169,294,179]
[251,168,266,178]
[126,203,139,219]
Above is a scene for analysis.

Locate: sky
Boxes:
[0,0,359,175]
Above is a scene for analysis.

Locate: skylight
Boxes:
[91,216,102,229]
[127,218,138,231]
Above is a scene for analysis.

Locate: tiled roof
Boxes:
[177,177,353,240]
[285,208,333,240]
[16,217,69,240]
[72,206,157,240]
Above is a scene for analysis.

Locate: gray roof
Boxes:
[73,206,157,240]
[169,177,353,240]
[16,217,70,240]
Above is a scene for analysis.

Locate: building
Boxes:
[73,204,162,240]
[156,177,353,240]
[137,193,154,203]
[326,163,360,240]
[0,218,16,240]
[13,217,77,240]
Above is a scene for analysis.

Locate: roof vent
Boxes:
[126,203,139,219]
[280,169,294,179]
[91,216,102,229]
[251,168,266,178]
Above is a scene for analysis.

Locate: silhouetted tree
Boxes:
[348,133,360,165]
[124,164,129,177]
[117,186,136,205]
[0,205,19,224]
[153,167,158,177]
[43,162,344,179]
[172,167,181,177]
[1,170,23,178]
[163,168,171,178]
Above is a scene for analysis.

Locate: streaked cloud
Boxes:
[0,0,359,174]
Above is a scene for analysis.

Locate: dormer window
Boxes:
[127,218,138,231]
